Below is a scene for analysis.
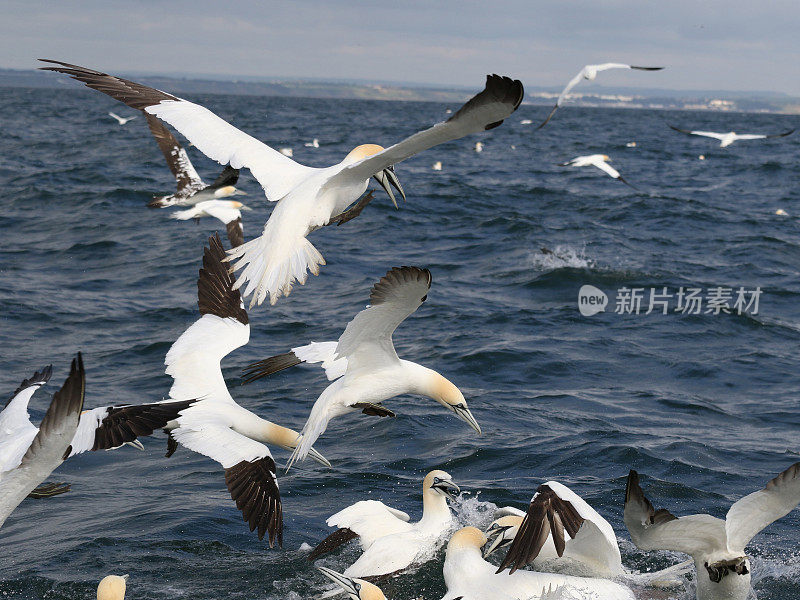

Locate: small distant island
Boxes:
[2,68,798,114]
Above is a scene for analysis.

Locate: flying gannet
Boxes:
[41,61,523,306]
[308,470,460,578]
[484,481,623,578]
[159,234,329,547]
[241,266,481,466]
[171,200,251,247]
[97,574,128,600]
[318,567,386,600]
[624,465,800,600]
[538,63,664,128]
[0,356,194,528]
[559,154,638,190]
[143,114,247,208]
[441,527,635,600]
[108,111,137,125]
[668,125,795,148]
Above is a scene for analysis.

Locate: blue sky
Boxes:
[3,1,799,94]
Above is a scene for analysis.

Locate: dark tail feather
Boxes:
[165,430,178,458]
[241,352,301,385]
[308,527,358,561]
[537,104,559,129]
[28,482,71,499]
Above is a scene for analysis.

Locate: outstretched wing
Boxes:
[736,130,794,141]
[325,75,523,189]
[623,470,726,557]
[242,341,345,385]
[0,366,53,473]
[668,126,726,141]
[326,499,412,548]
[336,266,432,375]
[144,112,205,196]
[39,60,316,201]
[165,234,249,403]
[536,69,584,129]
[725,462,800,552]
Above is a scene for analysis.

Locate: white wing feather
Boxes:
[592,160,621,179]
[557,70,587,104]
[327,499,412,549]
[293,341,347,381]
[65,407,109,457]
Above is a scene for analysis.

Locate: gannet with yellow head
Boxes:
[97,574,127,600]
[170,199,252,247]
[559,154,638,190]
[241,266,480,466]
[668,125,795,148]
[308,470,461,578]
[318,567,387,600]
[41,60,523,307]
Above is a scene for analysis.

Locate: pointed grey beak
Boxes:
[233,189,248,196]
[124,440,145,451]
[453,403,482,435]
[239,204,253,211]
[372,166,405,209]
[433,479,461,501]
[307,446,331,468]
[122,574,130,581]
[317,566,360,599]
[483,525,513,558]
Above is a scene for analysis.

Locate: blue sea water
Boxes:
[0,85,798,599]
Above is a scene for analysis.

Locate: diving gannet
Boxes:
[559,154,637,190]
[539,63,664,128]
[308,470,460,578]
[625,465,800,600]
[160,234,329,547]
[485,481,623,578]
[441,527,635,600]
[41,61,523,306]
[171,199,251,247]
[143,113,246,208]
[97,574,128,600]
[108,111,137,125]
[318,567,386,600]
[242,266,481,466]
[668,125,795,148]
[0,357,193,528]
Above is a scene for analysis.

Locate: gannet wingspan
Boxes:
[40,60,314,202]
[0,355,84,528]
[560,154,638,190]
[668,125,795,147]
[725,463,800,553]
[538,63,664,128]
[109,111,136,125]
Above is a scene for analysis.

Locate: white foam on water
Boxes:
[532,244,594,270]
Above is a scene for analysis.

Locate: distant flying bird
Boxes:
[108,111,137,125]
[559,154,638,190]
[317,567,387,600]
[97,574,128,600]
[160,234,329,547]
[625,465,800,600]
[539,63,664,128]
[668,125,795,147]
[41,61,523,307]
[304,138,320,148]
[171,199,251,248]
[242,266,481,467]
[144,114,247,208]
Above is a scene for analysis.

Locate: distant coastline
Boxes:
[2,68,798,115]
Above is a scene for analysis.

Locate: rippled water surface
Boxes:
[1,86,799,599]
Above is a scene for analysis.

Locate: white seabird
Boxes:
[624,465,800,600]
[559,154,638,190]
[108,111,137,125]
[143,113,247,209]
[0,356,193,528]
[668,125,795,148]
[41,61,524,307]
[317,567,387,600]
[474,141,484,152]
[539,63,664,128]
[171,199,251,248]
[97,574,128,600]
[159,234,329,547]
[484,481,623,578]
[308,470,460,577]
[441,527,635,600]
[241,266,481,466]
[305,138,320,148]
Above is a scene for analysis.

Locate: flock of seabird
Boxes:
[1,59,798,600]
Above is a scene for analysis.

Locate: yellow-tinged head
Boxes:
[423,469,460,499]
[317,566,387,600]
[344,144,385,163]
[602,155,611,161]
[97,575,127,600]
[429,374,481,435]
[448,526,488,551]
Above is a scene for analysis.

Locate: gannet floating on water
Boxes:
[171,199,250,247]
[668,125,795,147]
[108,111,136,125]
[538,63,664,128]
[305,138,320,148]
[41,61,523,306]
[0,356,192,528]
[242,266,481,466]
[318,567,386,600]
[159,234,329,547]
[308,470,460,578]
[143,114,246,208]
[624,464,800,600]
[432,161,442,171]
[484,481,623,578]
[441,527,635,600]
[559,154,638,190]
[97,574,128,600]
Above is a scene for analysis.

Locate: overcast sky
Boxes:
[3,1,799,95]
